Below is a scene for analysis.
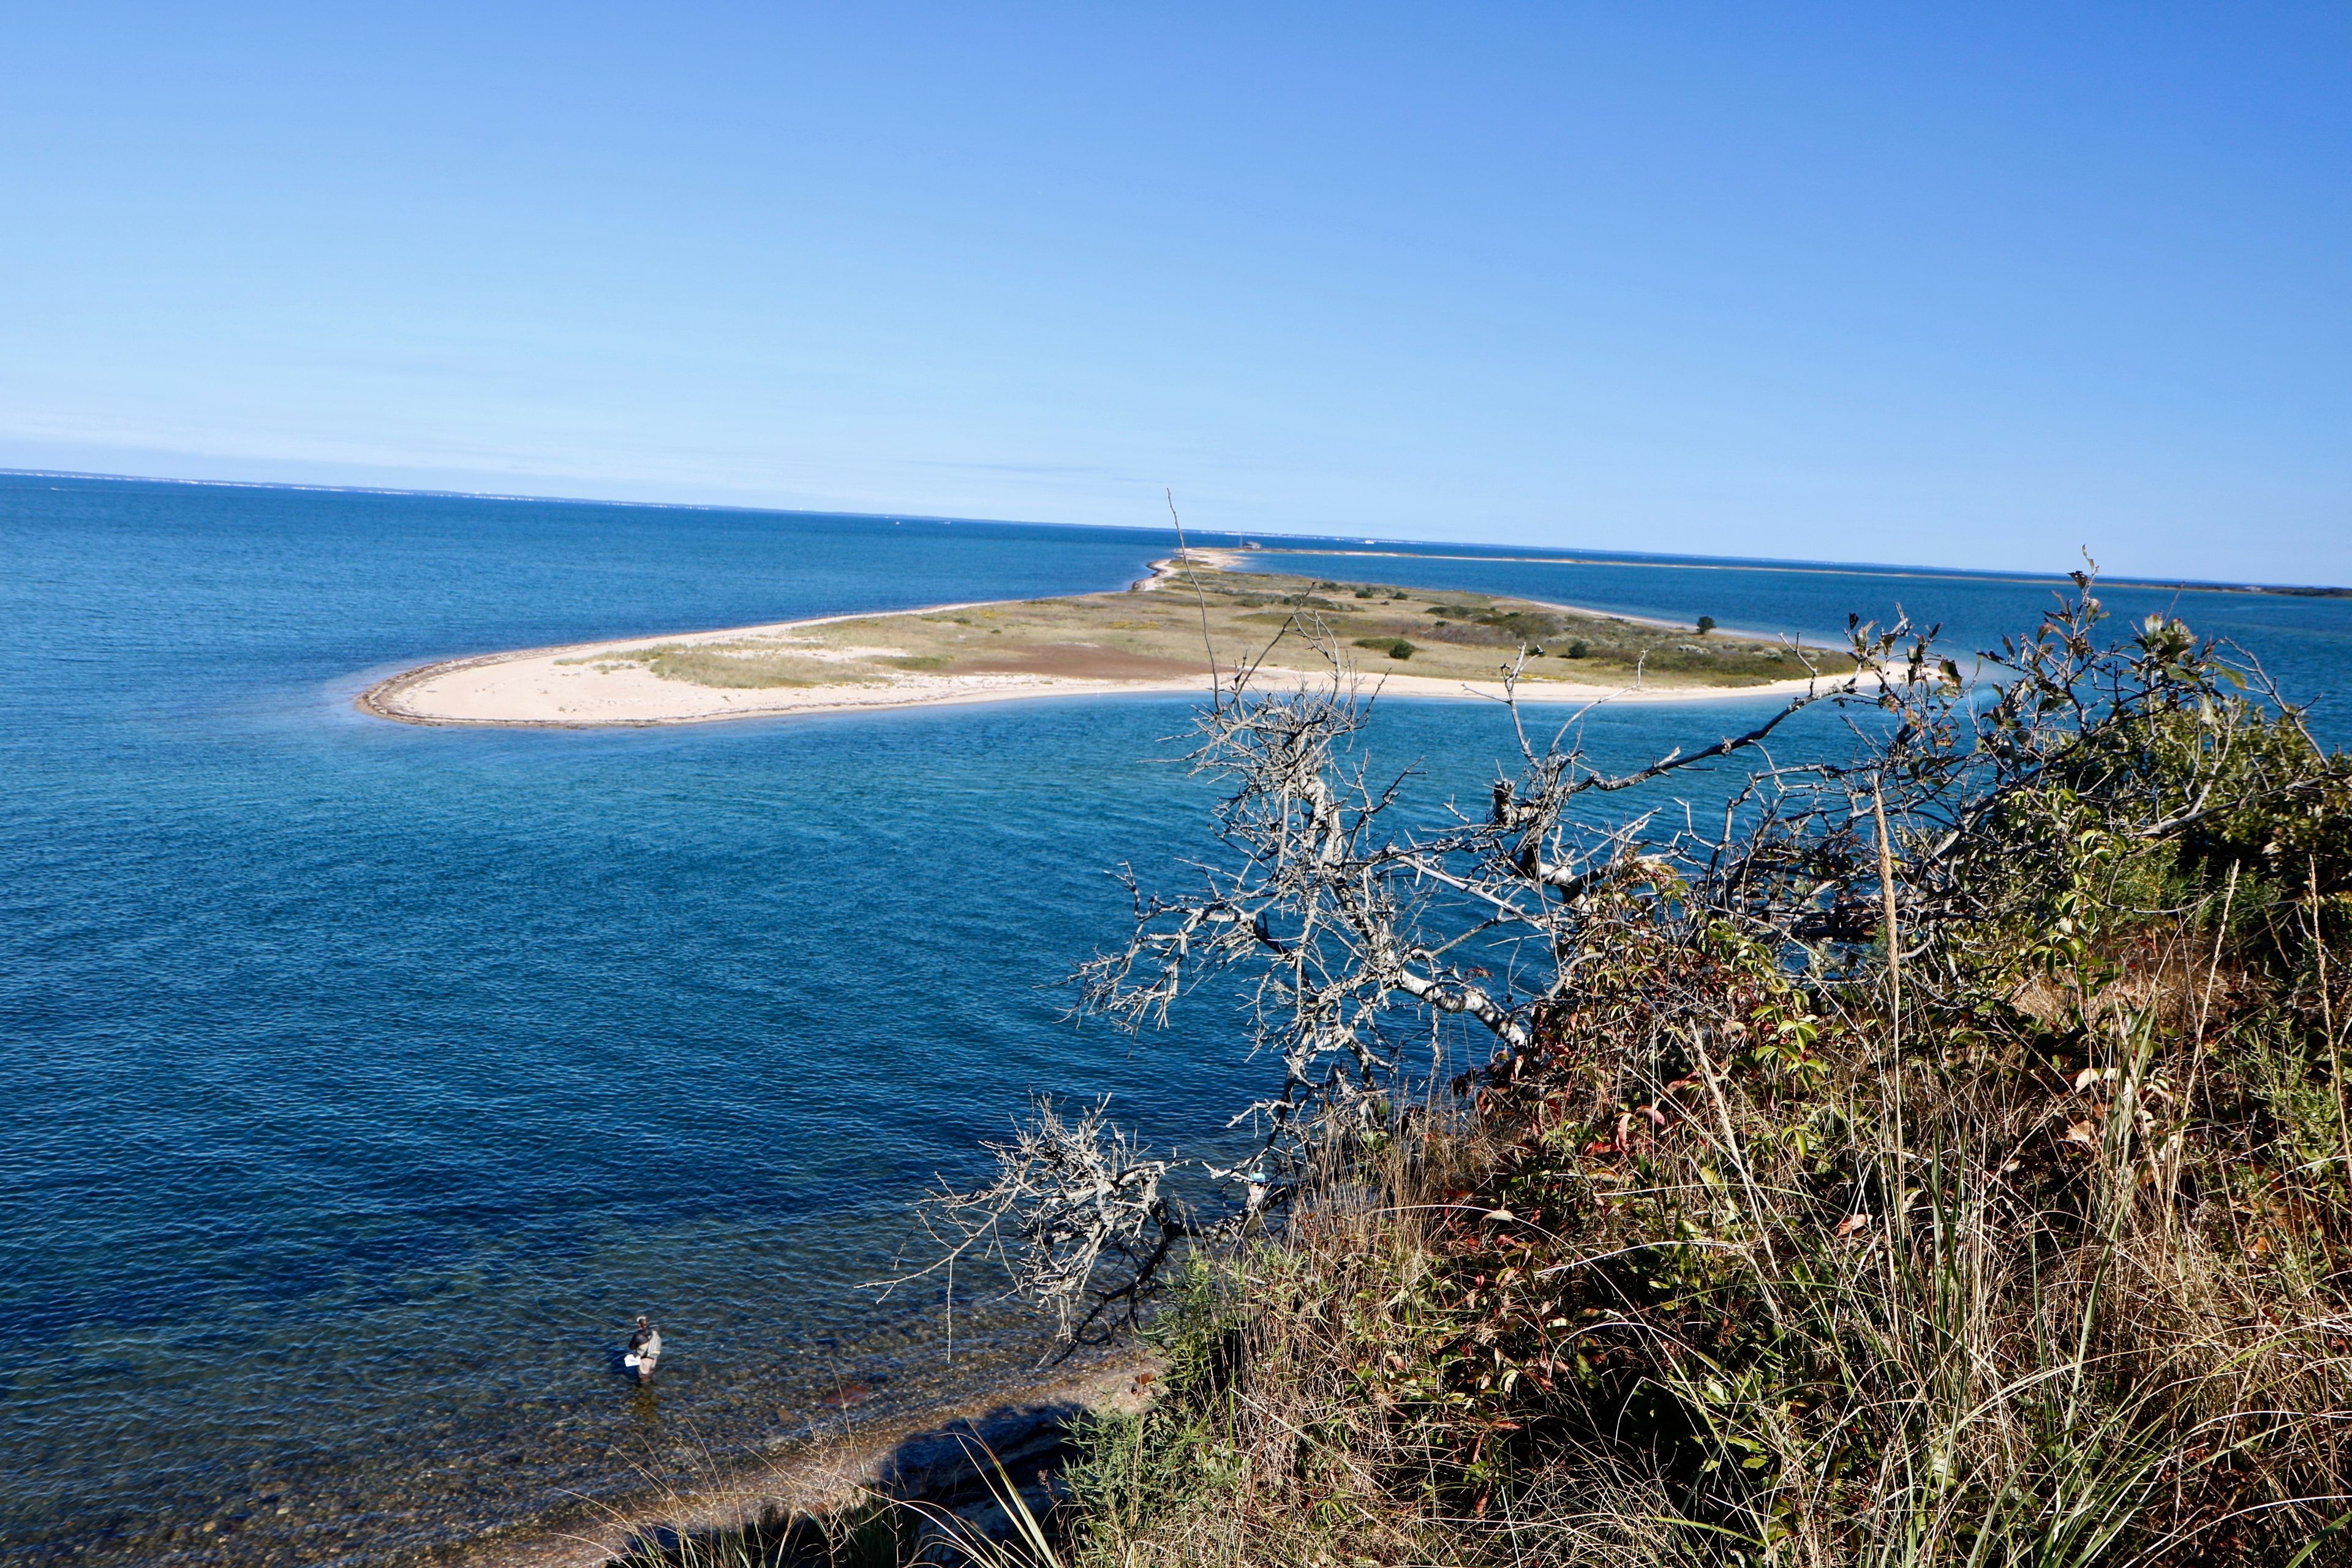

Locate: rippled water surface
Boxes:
[5,476,2346,1564]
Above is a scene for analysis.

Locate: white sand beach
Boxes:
[359,631,1834,728]
[358,561,1845,729]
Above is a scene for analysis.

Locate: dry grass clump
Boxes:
[1041,594,2352,1567]
[603,1497,911,1568]
[1065,876,2352,1564]
[1058,1163,1694,1568]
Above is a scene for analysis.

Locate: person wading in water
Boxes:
[625,1316,662,1383]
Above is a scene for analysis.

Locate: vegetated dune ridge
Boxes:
[357,553,1850,729]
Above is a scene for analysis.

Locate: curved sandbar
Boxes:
[359,559,1847,729]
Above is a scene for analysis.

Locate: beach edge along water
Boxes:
[456,1345,1156,1568]
[356,555,1847,730]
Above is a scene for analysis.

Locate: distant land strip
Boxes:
[356,555,1853,729]
[1216,544,2351,598]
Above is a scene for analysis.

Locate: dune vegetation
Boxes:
[557,561,1833,693]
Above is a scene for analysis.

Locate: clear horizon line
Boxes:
[6,465,2342,598]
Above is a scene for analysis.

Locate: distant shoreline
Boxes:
[356,556,1847,729]
[12,471,2344,596]
[1210,541,2352,599]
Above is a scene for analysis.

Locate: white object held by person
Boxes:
[624,1315,662,1382]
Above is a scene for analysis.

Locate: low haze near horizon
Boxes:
[2,4,2345,583]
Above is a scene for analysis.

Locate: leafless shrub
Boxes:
[912,568,2352,1561]
[902,1098,1192,1343]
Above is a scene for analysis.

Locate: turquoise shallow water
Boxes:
[4,475,2346,1564]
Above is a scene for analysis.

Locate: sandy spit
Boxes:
[356,562,1841,730]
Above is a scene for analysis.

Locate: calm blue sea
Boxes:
[4,474,2346,1565]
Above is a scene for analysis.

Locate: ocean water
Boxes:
[4,475,2346,1566]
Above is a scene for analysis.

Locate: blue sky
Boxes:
[2,4,2345,582]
